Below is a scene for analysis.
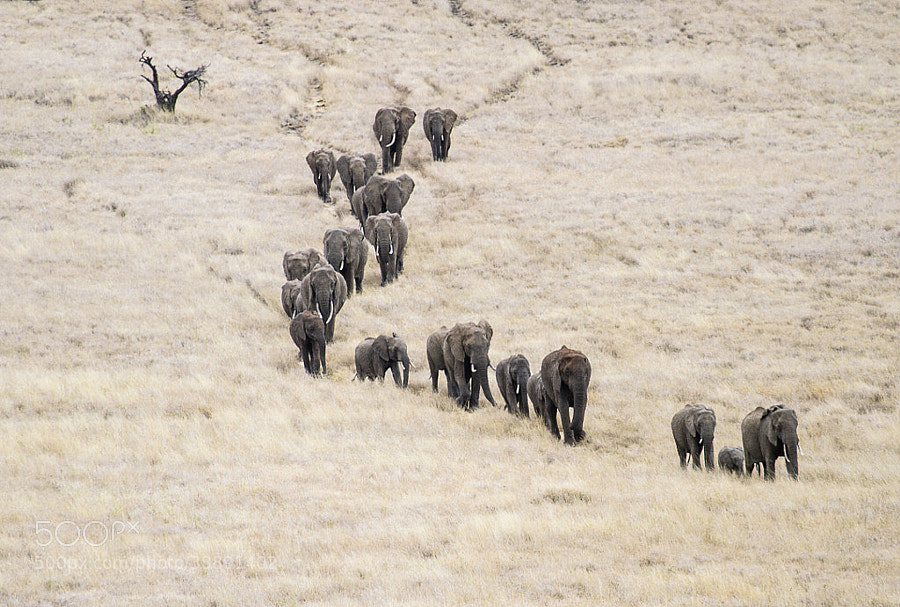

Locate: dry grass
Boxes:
[1,0,899,605]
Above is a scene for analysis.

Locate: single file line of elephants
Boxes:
[286,106,802,477]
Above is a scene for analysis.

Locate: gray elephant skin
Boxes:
[336,153,377,202]
[718,446,744,475]
[441,320,496,410]
[541,346,592,445]
[289,311,326,376]
[742,405,799,480]
[283,248,324,282]
[323,226,368,296]
[365,212,407,286]
[299,263,348,343]
[373,106,416,173]
[671,404,717,471]
[496,354,531,416]
[426,326,454,396]
[526,372,545,419]
[351,174,415,227]
[306,149,336,204]
[281,279,303,318]
[355,333,410,387]
[423,107,458,161]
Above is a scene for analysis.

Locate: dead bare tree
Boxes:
[139,51,208,112]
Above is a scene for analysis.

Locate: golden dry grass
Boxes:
[1,0,899,605]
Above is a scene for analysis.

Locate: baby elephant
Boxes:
[355,334,410,387]
[289,311,326,376]
[495,354,531,416]
[718,446,744,475]
[526,372,545,419]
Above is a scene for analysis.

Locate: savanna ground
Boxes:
[1,0,898,604]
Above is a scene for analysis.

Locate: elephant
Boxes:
[298,263,348,343]
[289,310,326,376]
[541,346,592,446]
[323,226,368,295]
[423,107,458,161]
[373,106,416,173]
[306,148,336,204]
[283,248,324,282]
[718,446,744,476]
[354,333,410,387]
[441,320,496,410]
[364,212,407,286]
[352,174,415,227]
[336,152,377,202]
[281,279,303,318]
[495,354,532,416]
[426,326,454,396]
[742,405,799,480]
[671,404,717,471]
[526,372,546,419]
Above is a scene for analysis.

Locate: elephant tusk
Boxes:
[384,132,396,148]
[339,259,344,271]
[798,444,804,456]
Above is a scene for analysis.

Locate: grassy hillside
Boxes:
[1,0,898,604]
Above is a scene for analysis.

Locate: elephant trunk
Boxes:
[429,120,442,161]
[326,249,345,273]
[702,430,715,471]
[784,432,799,480]
[516,375,529,416]
[475,357,495,407]
[316,293,333,326]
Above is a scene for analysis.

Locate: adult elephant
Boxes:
[671,404,717,471]
[742,405,799,480]
[299,263,348,343]
[354,333,410,387]
[426,326,454,396]
[495,354,531,416]
[289,311,326,376]
[283,248,324,282]
[281,279,303,318]
[373,106,416,173]
[354,174,415,226]
[306,148,336,204]
[323,226,368,295]
[718,446,744,476]
[526,372,545,419]
[442,320,496,410]
[365,212,407,286]
[336,152,377,202]
[423,107,458,161]
[541,346,591,446]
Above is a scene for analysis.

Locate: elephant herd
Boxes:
[287,106,806,467]
[671,403,801,480]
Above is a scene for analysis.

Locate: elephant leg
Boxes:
[325,320,335,344]
[545,403,561,440]
[430,367,439,392]
[690,443,702,469]
[445,370,457,398]
[677,446,688,468]
[558,402,575,446]
[392,144,403,169]
[764,456,776,481]
[571,407,586,443]
[454,362,470,408]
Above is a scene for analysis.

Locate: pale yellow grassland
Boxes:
[1,0,899,605]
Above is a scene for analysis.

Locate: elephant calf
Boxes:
[718,446,744,475]
[281,279,303,318]
[290,311,326,376]
[671,404,717,471]
[426,326,454,396]
[526,372,545,419]
[354,334,410,387]
[306,148,336,204]
[496,354,531,416]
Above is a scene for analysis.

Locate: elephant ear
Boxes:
[423,109,437,140]
[364,216,377,244]
[299,275,312,312]
[372,335,390,362]
[336,154,351,185]
[396,174,415,206]
[361,153,377,179]
[765,412,781,446]
[333,273,348,314]
[398,106,416,139]
[391,212,404,232]
[685,406,698,437]
[477,319,493,344]
[447,326,466,362]
[305,151,318,174]
[443,109,458,132]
